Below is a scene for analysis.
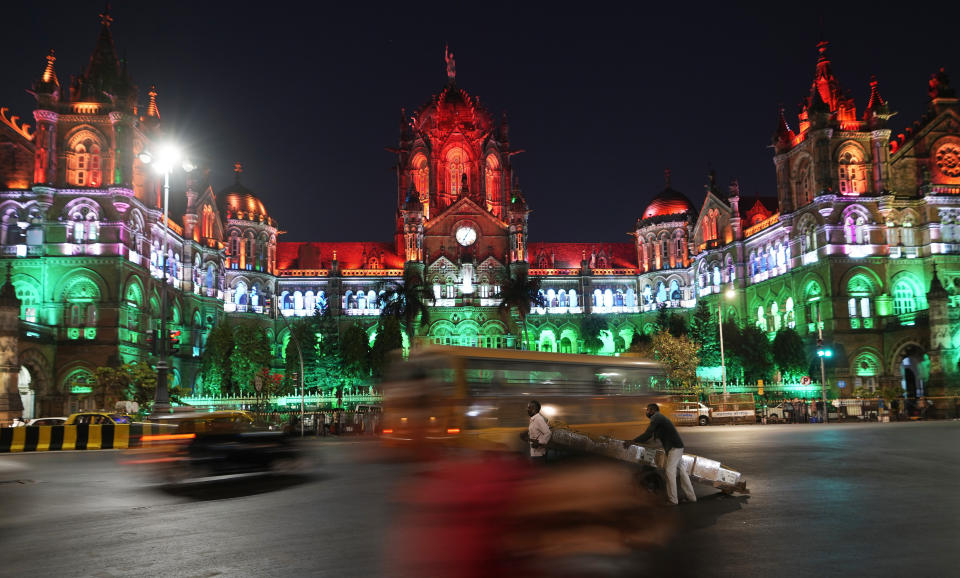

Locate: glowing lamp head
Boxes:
[725,288,736,299]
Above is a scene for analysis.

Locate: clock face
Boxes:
[455,225,477,246]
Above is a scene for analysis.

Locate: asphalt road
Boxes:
[1,421,958,577]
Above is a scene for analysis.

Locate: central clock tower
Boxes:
[394,54,527,279]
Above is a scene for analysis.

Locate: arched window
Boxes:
[235,281,248,307]
[892,279,918,315]
[845,215,869,245]
[846,274,875,324]
[293,290,304,311]
[569,289,578,308]
[411,153,429,196]
[838,149,866,195]
[660,238,670,268]
[655,282,667,303]
[770,302,781,331]
[245,235,255,270]
[202,205,214,238]
[712,266,721,288]
[484,154,500,208]
[757,305,767,332]
[446,147,468,196]
[795,157,814,205]
[15,282,39,323]
[802,223,817,253]
[901,216,915,247]
[785,297,796,329]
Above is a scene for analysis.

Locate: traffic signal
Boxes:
[169,330,181,353]
[146,330,158,355]
[816,339,833,358]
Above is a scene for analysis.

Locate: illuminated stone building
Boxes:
[1,12,958,416]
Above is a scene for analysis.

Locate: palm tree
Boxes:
[377,270,434,349]
[497,272,545,350]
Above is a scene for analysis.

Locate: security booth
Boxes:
[707,393,756,425]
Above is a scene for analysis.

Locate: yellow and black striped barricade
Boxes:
[0,422,178,452]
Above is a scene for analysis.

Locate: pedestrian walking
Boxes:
[525,400,552,463]
[784,399,794,423]
[623,403,697,505]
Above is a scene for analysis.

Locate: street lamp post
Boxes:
[718,287,737,395]
[275,307,305,436]
[139,146,194,415]
[817,305,829,424]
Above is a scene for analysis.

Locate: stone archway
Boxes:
[894,343,929,412]
[19,348,54,417]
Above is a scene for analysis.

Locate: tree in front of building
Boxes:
[652,331,700,392]
[285,316,320,394]
[580,315,607,353]
[378,270,434,349]
[370,316,403,377]
[229,323,272,395]
[88,362,182,416]
[729,324,773,384]
[689,300,720,366]
[340,323,371,379]
[497,272,544,350]
[772,328,808,381]
[199,321,235,396]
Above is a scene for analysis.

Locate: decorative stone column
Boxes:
[0,265,22,424]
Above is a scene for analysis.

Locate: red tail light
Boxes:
[382,429,394,434]
[446,428,460,434]
[142,433,196,442]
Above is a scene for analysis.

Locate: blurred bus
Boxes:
[380,346,669,452]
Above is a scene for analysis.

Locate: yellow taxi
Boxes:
[65,412,137,425]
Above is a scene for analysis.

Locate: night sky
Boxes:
[3,2,957,244]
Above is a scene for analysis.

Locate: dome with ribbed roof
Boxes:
[641,172,695,220]
[216,163,273,224]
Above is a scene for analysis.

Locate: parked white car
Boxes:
[674,402,712,426]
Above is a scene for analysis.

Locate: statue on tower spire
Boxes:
[444,45,456,81]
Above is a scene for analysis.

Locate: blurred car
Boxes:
[66,412,136,425]
[26,417,67,426]
[129,410,303,485]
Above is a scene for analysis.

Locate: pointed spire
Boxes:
[234,162,244,184]
[774,104,795,152]
[664,168,672,189]
[811,40,839,112]
[928,263,948,299]
[0,262,18,305]
[928,68,956,100]
[705,169,720,196]
[32,49,60,99]
[99,2,113,27]
[42,50,59,86]
[146,85,159,118]
[75,1,121,102]
[866,75,885,110]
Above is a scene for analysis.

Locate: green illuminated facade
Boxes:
[1,15,958,417]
